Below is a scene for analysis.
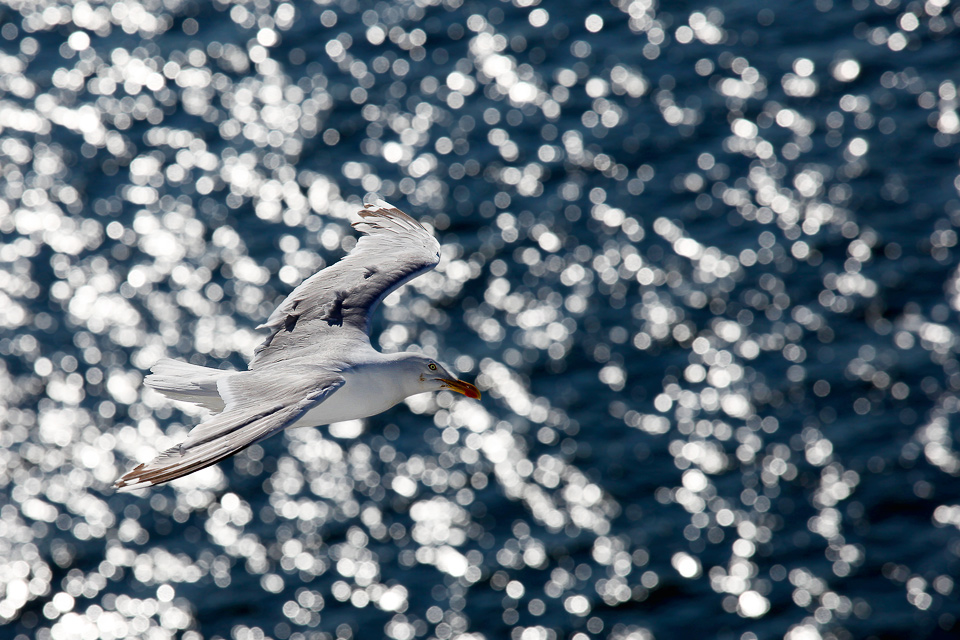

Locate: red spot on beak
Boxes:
[440,378,481,400]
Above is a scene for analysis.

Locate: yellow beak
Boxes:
[439,378,481,399]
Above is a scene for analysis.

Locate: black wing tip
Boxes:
[114,459,197,492]
[114,442,190,492]
[114,463,152,492]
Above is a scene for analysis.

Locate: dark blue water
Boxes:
[2,1,960,639]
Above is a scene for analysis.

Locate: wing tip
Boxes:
[114,464,154,492]
[353,201,425,233]
[114,443,188,492]
[113,462,189,493]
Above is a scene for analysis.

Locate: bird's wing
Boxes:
[114,369,344,492]
[251,202,440,368]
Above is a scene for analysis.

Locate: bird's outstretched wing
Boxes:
[115,369,344,492]
[251,203,440,368]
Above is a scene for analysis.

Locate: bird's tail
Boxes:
[144,358,235,413]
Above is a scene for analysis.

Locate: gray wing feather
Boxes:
[115,370,344,491]
[250,203,440,368]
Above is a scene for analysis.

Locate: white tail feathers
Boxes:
[144,358,235,413]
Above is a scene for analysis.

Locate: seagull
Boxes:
[115,203,480,492]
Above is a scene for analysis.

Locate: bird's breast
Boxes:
[288,370,404,429]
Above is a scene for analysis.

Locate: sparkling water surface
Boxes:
[2,1,960,639]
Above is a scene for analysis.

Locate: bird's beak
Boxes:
[439,378,481,400]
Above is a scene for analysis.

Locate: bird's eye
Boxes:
[428,363,437,371]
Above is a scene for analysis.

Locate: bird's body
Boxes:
[115,203,479,492]
[288,351,436,428]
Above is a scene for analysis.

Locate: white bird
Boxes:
[115,203,479,492]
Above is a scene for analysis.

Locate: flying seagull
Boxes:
[115,203,480,492]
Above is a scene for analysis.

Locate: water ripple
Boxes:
[2,1,960,639]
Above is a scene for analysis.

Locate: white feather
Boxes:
[144,358,235,413]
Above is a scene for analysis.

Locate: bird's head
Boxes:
[398,353,481,399]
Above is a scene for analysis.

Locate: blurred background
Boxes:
[2,0,960,638]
